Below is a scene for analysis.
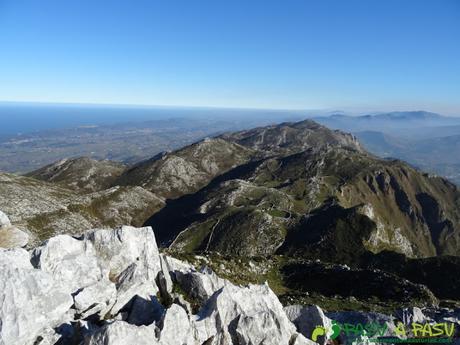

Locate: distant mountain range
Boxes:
[314,111,460,134]
[313,111,460,185]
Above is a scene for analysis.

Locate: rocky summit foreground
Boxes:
[2,217,460,345]
[0,223,315,345]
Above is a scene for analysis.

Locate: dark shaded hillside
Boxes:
[361,251,460,300]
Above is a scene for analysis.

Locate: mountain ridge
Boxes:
[2,117,460,312]
[5,118,459,259]
[26,157,126,193]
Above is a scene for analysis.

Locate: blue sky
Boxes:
[0,0,459,113]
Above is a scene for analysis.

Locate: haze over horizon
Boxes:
[1,100,459,117]
[0,0,459,114]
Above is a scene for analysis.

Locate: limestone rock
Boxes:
[84,226,161,281]
[326,310,394,327]
[394,307,429,325]
[74,279,117,319]
[0,211,11,227]
[194,283,298,345]
[0,251,73,345]
[0,248,31,268]
[84,321,158,345]
[161,255,228,304]
[284,305,332,345]
[0,211,29,249]
[109,262,159,316]
[32,234,105,293]
[0,225,327,345]
[127,295,165,326]
[174,266,227,303]
[31,226,163,319]
[158,304,194,345]
[33,328,62,345]
[291,334,319,345]
[0,225,29,248]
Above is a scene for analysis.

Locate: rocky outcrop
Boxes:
[219,119,363,156]
[0,175,164,244]
[0,211,10,227]
[0,248,73,345]
[285,305,332,345]
[0,225,317,345]
[0,210,29,248]
[116,138,255,199]
[26,157,126,193]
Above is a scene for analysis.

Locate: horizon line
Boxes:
[0,100,313,113]
[0,100,450,117]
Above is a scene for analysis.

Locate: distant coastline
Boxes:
[0,102,305,136]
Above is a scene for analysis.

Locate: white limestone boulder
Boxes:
[32,226,163,319]
[0,251,73,345]
[158,304,195,345]
[0,211,29,249]
[32,234,105,293]
[394,307,429,325]
[291,334,319,345]
[74,279,117,319]
[0,225,327,345]
[164,255,227,303]
[84,226,161,281]
[0,211,10,227]
[0,225,29,248]
[127,295,165,326]
[193,282,298,345]
[284,305,332,345]
[33,328,62,345]
[0,248,31,268]
[84,321,159,345]
[109,262,159,316]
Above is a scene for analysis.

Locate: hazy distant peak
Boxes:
[323,111,444,121]
[329,114,349,119]
[370,111,443,120]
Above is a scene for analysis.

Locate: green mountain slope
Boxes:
[148,124,460,259]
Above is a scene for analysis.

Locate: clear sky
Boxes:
[0,0,459,113]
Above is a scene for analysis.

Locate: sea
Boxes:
[0,102,306,136]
